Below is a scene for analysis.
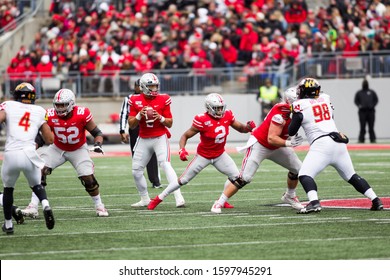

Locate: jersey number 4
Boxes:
[312,103,331,123]
[18,112,31,131]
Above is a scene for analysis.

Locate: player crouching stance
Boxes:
[22,89,109,218]
[211,87,304,213]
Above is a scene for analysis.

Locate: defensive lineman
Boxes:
[0,83,55,234]
[289,78,383,213]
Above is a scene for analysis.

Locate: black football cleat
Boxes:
[2,223,14,235]
[43,206,55,230]
[297,200,322,214]
[12,206,25,225]
[152,184,163,189]
[370,197,384,211]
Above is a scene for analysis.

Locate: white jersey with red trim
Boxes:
[0,100,47,151]
[47,105,93,151]
[291,94,337,144]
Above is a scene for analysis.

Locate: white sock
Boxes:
[307,190,319,202]
[41,199,49,209]
[91,194,102,206]
[31,191,40,206]
[0,193,3,206]
[5,219,12,229]
[286,188,296,197]
[217,194,228,206]
[364,188,377,200]
[159,181,180,200]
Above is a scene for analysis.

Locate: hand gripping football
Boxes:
[145,107,154,123]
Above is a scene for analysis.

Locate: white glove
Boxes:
[285,135,303,147]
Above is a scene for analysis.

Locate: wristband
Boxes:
[285,140,292,147]
[159,116,166,123]
[119,129,125,134]
[135,112,141,120]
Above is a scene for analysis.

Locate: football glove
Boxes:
[179,148,189,161]
[91,142,105,154]
[246,120,256,132]
[285,134,303,147]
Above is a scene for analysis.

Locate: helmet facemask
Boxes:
[53,89,76,117]
[140,73,160,97]
[205,93,226,118]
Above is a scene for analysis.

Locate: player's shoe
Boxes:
[22,203,39,218]
[370,197,384,211]
[223,201,234,209]
[2,224,14,235]
[95,204,109,217]
[147,196,163,210]
[281,193,304,210]
[174,192,185,208]
[131,199,151,207]
[12,206,25,224]
[297,200,321,214]
[152,184,163,189]
[211,201,222,214]
[43,206,55,230]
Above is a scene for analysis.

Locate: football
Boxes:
[145,107,154,123]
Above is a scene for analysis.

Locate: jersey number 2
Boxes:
[312,104,330,123]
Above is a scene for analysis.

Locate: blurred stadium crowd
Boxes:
[3,0,390,92]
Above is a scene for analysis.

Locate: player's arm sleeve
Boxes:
[288,112,303,136]
[119,96,129,133]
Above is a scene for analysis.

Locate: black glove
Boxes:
[92,142,105,154]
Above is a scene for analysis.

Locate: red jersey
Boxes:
[128,93,172,138]
[47,106,93,151]
[192,110,235,159]
[252,103,291,150]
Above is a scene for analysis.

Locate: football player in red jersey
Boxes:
[147,93,256,210]
[128,73,185,207]
[211,87,304,213]
[22,89,109,218]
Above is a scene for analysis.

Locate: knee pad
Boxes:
[79,175,99,194]
[32,184,47,201]
[348,174,370,194]
[229,176,248,189]
[288,171,298,180]
[299,175,317,193]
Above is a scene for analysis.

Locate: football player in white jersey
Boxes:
[289,78,383,213]
[0,82,55,234]
[22,88,109,218]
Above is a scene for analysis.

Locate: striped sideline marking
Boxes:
[1,235,389,258]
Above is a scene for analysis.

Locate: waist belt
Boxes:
[311,134,330,145]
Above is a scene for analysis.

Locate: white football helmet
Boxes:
[53,88,76,117]
[205,93,226,118]
[282,87,298,105]
[139,73,160,97]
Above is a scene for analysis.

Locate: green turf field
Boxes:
[0,149,389,260]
